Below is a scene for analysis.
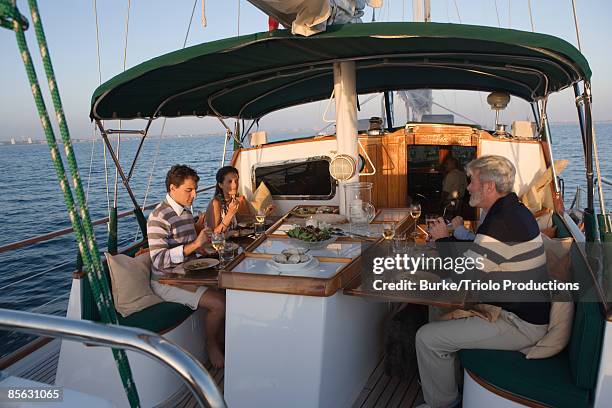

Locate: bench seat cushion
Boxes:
[117,301,194,333]
[459,349,589,408]
[82,274,194,333]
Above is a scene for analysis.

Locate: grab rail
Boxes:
[0,184,216,254]
[0,308,227,408]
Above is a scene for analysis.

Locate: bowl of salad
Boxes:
[286,225,337,249]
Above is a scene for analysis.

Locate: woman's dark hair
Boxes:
[165,165,199,192]
[214,166,239,197]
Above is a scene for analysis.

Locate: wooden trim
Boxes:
[478,132,541,144]
[72,270,85,279]
[342,275,467,308]
[244,252,352,263]
[540,140,565,214]
[0,337,53,370]
[465,370,551,408]
[220,244,365,296]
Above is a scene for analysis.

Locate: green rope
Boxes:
[1,1,140,406]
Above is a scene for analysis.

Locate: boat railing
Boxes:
[595,176,612,188]
[0,184,216,254]
[0,308,227,408]
[0,184,216,314]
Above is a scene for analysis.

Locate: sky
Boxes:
[1,0,611,141]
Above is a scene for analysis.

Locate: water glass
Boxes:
[221,245,236,264]
[392,233,408,253]
[254,209,266,236]
[211,232,225,264]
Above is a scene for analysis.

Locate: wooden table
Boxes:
[156,234,259,287]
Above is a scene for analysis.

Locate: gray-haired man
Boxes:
[417,155,550,408]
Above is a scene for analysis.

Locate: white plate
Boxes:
[267,256,319,272]
[183,258,220,272]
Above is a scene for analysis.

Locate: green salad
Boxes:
[286,225,332,242]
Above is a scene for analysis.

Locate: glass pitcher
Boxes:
[344,182,376,234]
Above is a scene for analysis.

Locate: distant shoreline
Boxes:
[2,121,611,144]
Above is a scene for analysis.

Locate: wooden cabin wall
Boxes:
[359,129,408,209]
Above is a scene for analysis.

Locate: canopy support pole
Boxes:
[125,117,154,182]
[583,82,608,227]
[96,119,148,237]
[582,85,595,213]
[384,91,394,131]
[538,98,560,196]
[573,83,588,160]
[333,61,358,216]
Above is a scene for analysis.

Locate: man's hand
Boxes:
[194,212,206,234]
[184,228,210,257]
[451,216,464,229]
[429,217,450,240]
[194,228,210,247]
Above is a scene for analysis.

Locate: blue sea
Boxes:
[1,124,611,358]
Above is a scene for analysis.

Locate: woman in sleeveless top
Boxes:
[206,166,246,234]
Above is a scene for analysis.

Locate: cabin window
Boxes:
[253,156,336,200]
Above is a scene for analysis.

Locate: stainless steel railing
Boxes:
[0,308,226,408]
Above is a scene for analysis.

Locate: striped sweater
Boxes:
[147,197,197,276]
[438,193,551,325]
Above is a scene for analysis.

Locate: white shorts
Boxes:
[150,280,207,310]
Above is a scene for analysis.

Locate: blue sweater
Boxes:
[438,193,550,325]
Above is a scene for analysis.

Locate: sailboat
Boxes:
[1,1,610,407]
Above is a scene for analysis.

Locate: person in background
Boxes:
[147,165,226,368]
[440,156,467,218]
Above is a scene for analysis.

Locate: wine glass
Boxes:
[211,232,226,266]
[409,203,422,238]
[382,223,395,240]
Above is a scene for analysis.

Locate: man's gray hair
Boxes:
[466,155,515,194]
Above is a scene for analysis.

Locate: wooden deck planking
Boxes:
[6,340,422,407]
[6,340,60,385]
[353,356,421,408]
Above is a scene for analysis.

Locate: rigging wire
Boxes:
[527,0,535,32]
[432,101,481,126]
[237,0,240,36]
[508,0,511,28]
[93,0,111,216]
[570,0,582,51]
[114,0,132,208]
[494,0,501,27]
[134,0,199,241]
[453,0,462,23]
[85,137,96,203]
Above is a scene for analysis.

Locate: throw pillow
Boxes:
[250,181,274,214]
[541,233,573,282]
[521,301,574,359]
[105,252,163,317]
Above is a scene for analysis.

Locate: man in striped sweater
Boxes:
[148,165,225,368]
[416,155,550,408]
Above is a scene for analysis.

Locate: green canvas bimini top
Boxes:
[90,22,591,121]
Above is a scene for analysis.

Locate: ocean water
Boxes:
[0,124,611,357]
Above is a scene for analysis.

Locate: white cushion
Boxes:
[105,253,163,317]
[521,301,574,359]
